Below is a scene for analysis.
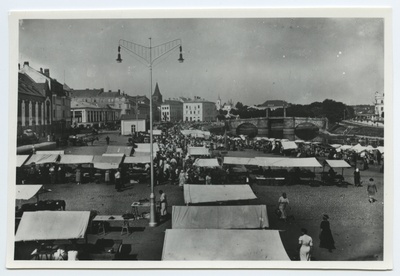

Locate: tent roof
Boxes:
[124,155,151,164]
[149,129,162,135]
[16,155,30,167]
[92,155,123,169]
[223,157,253,165]
[255,157,321,167]
[15,185,43,200]
[102,153,125,158]
[134,143,159,153]
[172,205,269,229]
[325,160,351,168]
[193,158,220,167]
[377,146,384,153]
[281,141,298,150]
[15,211,90,242]
[105,146,132,156]
[25,154,60,165]
[351,143,367,153]
[162,229,289,260]
[188,147,210,156]
[184,184,257,204]
[36,150,64,155]
[59,155,93,164]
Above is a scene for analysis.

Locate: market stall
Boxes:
[172,205,269,229]
[162,229,290,260]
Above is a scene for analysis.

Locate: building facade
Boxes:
[183,99,217,122]
[70,100,121,127]
[17,73,51,136]
[120,114,148,135]
[374,91,384,120]
[19,62,72,135]
[161,100,183,122]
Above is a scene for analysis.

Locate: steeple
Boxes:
[152,82,163,103]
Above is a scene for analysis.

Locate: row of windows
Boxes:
[185,105,201,109]
[186,110,201,115]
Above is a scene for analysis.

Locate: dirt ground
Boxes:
[16,132,384,261]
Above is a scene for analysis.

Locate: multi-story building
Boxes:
[70,88,134,116]
[183,97,217,122]
[161,100,184,122]
[374,91,384,120]
[17,73,51,136]
[19,62,71,135]
[70,100,121,127]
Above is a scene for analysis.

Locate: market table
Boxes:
[92,215,135,235]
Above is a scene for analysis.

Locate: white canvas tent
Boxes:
[255,157,321,168]
[325,160,351,168]
[16,155,30,167]
[124,155,151,164]
[172,205,269,229]
[35,150,64,155]
[377,146,384,153]
[149,129,162,136]
[193,158,220,167]
[183,184,257,204]
[105,146,132,156]
[188,147,210,156]
[223,157,253,166]
[351,143,367,153]
[162,229,290,260]
[15,185,43,200]
[58,155,94,164]
[25,154,60,165]
[15,211,90,242]
[92,155,123,169]
[280,141,298,150]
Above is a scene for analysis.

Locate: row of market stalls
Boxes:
[162,184,290,261]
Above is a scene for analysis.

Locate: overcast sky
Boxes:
[19,18,383,106]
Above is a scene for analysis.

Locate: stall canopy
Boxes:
[184,184,257,204]
[255,157,321,168]
[92,155,123,169]
[25,154,60,165]
[15,211,90,242]
[351,143,367,153]
[193,158,220,167]
[105,146,133,156]
[16,155,30,167]
[162,229,290,260]
[102,153,125,158]
[280,141,298,150]
[223,157,253,166]
[135,143,160,153]
[325,160,351,168]
[149,129,162,136]
[188,147,210,156]
[172,205,269,229]
[124,155,151,164]
[58,155,94,164]
[36,150,64,155]
[377,146,384,153]
[15,185,43,200]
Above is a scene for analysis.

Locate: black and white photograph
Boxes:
[6,8,393,269]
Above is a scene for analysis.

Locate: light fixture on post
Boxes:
[116,38,184,227]
[116,46,122,63]
[178,46,184,63]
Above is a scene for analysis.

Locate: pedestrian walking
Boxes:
[278,192,290,221]
[319,214,336,252]
[159,190,168,220]
[105,136,110,145]
[75,167,81,185]
[115,168,121,192]
[367,178,378,203]
[354,168,361,187]
[298,228,313,261]
[179,169,186,188]
[205,174,212,185]
[105,170,110,184]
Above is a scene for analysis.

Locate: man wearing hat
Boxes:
[367,178,378,203]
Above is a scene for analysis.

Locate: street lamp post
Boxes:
[117,38,184,227]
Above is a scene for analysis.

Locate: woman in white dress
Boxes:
[298,228,313,261]
[278,192,290,221]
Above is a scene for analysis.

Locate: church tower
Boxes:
[216,95,222,110]
[152,82,163,104]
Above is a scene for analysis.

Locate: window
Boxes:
[381,107,383,111]
[198,105,200,109]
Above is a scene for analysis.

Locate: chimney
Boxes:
[23,61,29,67]
[18,63,20,70]
[40,68,43,73]
[44,69,50,77]
[118,89,121,95]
